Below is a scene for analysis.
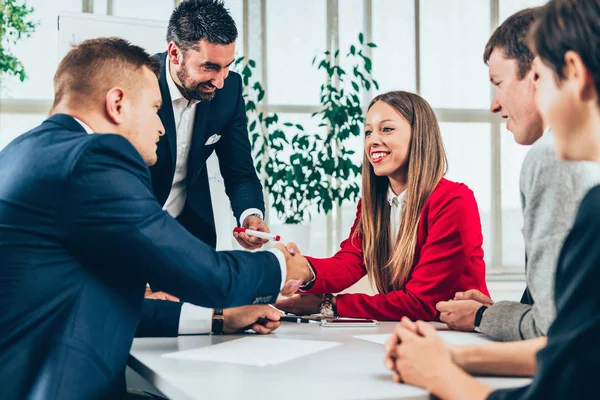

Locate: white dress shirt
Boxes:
[74,118,94,134]
[73,118,286,334]
[162,61,200,219]
[178,249,286,335]
[162,61,263,225]
[388,186,406,240]
[161,63,286,333]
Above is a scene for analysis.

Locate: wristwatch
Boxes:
[299,259,316,290]
[211,308,224,335]
[319,294,338,318]
[474,305,488,333]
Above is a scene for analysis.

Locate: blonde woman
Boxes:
[276,91,489,321]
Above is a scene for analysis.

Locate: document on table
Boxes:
[354,331,492,346]
[162,337,341,367]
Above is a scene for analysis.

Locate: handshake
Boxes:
[274,242,314,297]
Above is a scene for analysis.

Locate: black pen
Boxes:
[280,315,313,323]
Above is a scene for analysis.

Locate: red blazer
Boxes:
[304,178,489,321]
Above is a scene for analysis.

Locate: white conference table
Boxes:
[129,321,531,400]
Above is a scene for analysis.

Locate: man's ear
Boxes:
[529,57,540,92]
[564,50,596,103]
[525,67,538,91]
[167,41,182,66]
[105,87,126,125]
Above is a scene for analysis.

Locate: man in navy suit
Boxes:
[0,37,310,399]
[145,0,290,332]
[150,0,268,252]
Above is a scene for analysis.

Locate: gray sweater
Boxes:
[479,131,600,341]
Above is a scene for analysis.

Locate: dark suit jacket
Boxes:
[150,52,264,247]
[0,114,281,400]
[488,185,600,399]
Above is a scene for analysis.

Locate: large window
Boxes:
[1,0,550,273]
[0,114,46,149]
[371,0,415,94]
[501,126,530,268]
[266,0,326,106]
[420,0,490,109]
[252,0,550,271]
[110,0,173,20]
[1,0,81,101]
[441,123,492,260]
[500,0,548,21]
[0,0,81,148]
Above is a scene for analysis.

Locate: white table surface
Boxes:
[129,321,532,400]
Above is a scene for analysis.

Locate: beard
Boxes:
[176,60,217,101]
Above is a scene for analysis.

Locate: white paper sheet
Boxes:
[354,330,493,346]
[437,330,493,345]
[162,337,341,367]
[354,333,392,345]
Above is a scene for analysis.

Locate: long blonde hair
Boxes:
[356,91,447,294]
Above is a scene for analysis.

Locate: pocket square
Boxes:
[205,134,222,146]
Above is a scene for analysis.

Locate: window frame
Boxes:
[0,0,522,275]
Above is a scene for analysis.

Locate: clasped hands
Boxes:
[382,290,494,390]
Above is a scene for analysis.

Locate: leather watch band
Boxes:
[474,305,488,332]
[211,308,224,335]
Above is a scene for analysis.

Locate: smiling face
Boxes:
[364,100,412,186]
[488,48,544,145]
[168,39,235,101]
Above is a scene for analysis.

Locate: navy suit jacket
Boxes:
[0,114,281,399]
[150,52,264,247]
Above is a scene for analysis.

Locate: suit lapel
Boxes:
[187,100,211,183]
[157,52,178,170]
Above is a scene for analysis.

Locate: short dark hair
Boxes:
[530,0,600,107]
[53,37,160,110]
[166,0,238,51]
[483,8,541,79]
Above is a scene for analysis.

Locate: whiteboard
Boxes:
[57,13,168,58]
[57,13,236,250]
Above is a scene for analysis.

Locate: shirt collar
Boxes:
[387,186,406,207]
[73,117,94,134]
[166,59,199,107]
[543,125,551,136]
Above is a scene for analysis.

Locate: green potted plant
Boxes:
[311,33,379,218]
[235,58,325,249]
[233,35,377,250]
[0,0,37,87]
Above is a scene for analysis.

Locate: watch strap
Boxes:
[211,308,224,335]
[474,305,488,329]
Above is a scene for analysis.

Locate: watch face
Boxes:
[320,308,334,318]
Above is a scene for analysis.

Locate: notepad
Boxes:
[162,337,341,367]
[354,331,492,346]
